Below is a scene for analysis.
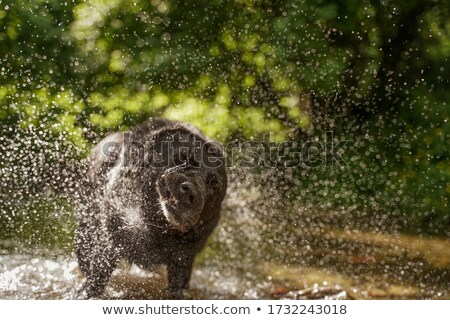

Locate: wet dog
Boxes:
[75,118,227,298]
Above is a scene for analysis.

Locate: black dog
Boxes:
[75,118,227,298]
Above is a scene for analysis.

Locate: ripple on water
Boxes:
[0,254,82,299]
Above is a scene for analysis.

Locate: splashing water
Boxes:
[0,169,448,299]
[0,0,449,301]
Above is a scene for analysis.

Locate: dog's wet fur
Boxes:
[75,118,227,298]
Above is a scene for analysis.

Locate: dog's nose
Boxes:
[179,181,196,205]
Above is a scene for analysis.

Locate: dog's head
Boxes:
[152,129,226,232]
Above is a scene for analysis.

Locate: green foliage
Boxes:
[0,197,76,251]
[0,0,448,234]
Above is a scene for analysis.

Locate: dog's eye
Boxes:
[188,153,201,167]
[179,149,188,162]
[207,174,219,188]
